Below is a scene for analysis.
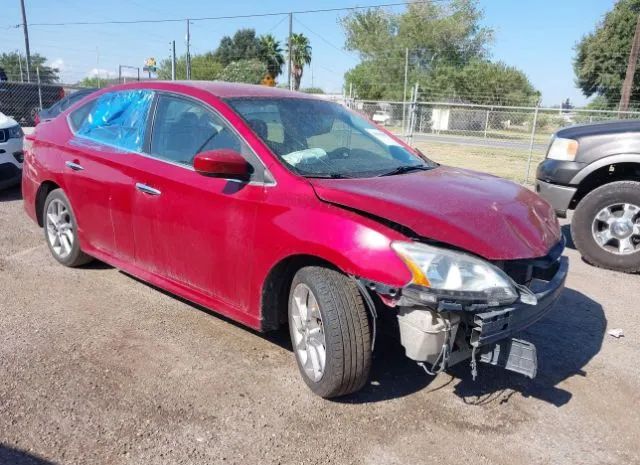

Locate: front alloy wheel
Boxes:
[288,266,372,398]
[290,283,327,382]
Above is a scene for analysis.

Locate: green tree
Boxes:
[574,0,640,106]
[0,51,59,83]
[214,29,262,67]
[302,87,325,94]
[218,59,268,84]
[157,52,223,80]
[287,33,312,90]
[340,1,538,103]
[259,34,285,79]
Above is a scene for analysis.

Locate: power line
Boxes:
[22,1,442,27]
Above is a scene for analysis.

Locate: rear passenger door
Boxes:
[64,89,153,259]
[130,93,268,311]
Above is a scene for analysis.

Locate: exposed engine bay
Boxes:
[359,240,568,380]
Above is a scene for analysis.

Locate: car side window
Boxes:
[75,89,154,152]
[69,99,96,131]
[150,95,246,166]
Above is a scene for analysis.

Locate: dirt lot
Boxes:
[1,184,639,465]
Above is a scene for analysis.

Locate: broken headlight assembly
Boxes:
[391,241,519,307]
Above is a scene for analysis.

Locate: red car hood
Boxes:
[309,166,561,260]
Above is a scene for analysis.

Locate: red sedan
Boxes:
[22,82,567,397]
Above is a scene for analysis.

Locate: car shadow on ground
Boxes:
[119,268,604,407]
[0,185,22,202]
[336,287,605,407]
[0,444,58,465]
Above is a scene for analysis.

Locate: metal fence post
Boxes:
[36,66,42,111]
[483,108,490,138]
[524,103,540,184]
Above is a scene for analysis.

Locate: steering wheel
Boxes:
[326,147,352,160]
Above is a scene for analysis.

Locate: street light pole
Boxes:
[19,0,32,82]
[186,19,191,80]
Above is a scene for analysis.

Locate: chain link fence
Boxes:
[3,67,640,186]
[0,69,118,126]
[353,100,640,184]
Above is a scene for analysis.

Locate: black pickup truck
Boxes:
[536,120,640,273]
[0,67,64,125]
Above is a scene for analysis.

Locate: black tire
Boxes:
[42,189,93,267]
[572,180,640,273]
[288,266,371,398]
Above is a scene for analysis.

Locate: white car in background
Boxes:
[0,112,24,189]
[372,110,392,125]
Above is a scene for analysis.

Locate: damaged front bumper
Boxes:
[368,255,568,379]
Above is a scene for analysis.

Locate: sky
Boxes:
[0,0,616,106]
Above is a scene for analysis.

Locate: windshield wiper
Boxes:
[303,173,352,179]
[377,165,432,177]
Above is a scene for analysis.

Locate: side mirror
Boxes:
[193,149,252,181]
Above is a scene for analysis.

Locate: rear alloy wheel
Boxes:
[288,266,371,398]
[43,189,92,267]
[572,181,640,273]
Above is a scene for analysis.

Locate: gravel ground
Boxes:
[0,184,639,465]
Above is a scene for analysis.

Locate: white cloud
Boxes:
[87,68,116,78]
[49,58,67,72]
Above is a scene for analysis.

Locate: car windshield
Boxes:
[225,97,435,178]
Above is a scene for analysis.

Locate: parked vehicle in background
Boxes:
[372,110,391,125]
[35,88,98,125]
[0,112,24,189]
[536,120,640,272]
[23,81,566,398]
[0,67,64,125]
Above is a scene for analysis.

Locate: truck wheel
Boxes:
[288,266,371,398]
[572,181,640,272]
[43,189,93,267]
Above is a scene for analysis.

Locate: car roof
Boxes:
[103,80,319,100]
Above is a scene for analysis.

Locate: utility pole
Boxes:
[171,40,176,80]
[402,47,409,133]
[19,0,32,82]
[619,13,640,114]
[186,19,191,80]
[287,12,293,90]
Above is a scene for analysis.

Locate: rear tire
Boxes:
[288,266,371,398]
[43,189,93,267]
[572,181,640,273]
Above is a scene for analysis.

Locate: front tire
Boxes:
[572,181,640,273]
[288,266,371,398]
[43,189,92,267]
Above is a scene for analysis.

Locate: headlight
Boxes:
[391,241,518,306]
[7,125,23,140]
[547,137,578,161]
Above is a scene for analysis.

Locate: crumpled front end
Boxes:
[363,240,568,379]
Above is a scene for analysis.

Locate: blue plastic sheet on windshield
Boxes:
[76,89,153,152]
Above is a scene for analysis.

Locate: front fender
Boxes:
[570,153,640,184]
[248,189,414,322]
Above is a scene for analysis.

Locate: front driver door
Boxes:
[130,93,268,312]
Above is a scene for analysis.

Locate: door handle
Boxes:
[135,183,161,196]
[65,161,84,171]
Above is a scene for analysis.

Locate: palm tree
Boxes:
[287,33,312,91]
[258,34,285,80]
